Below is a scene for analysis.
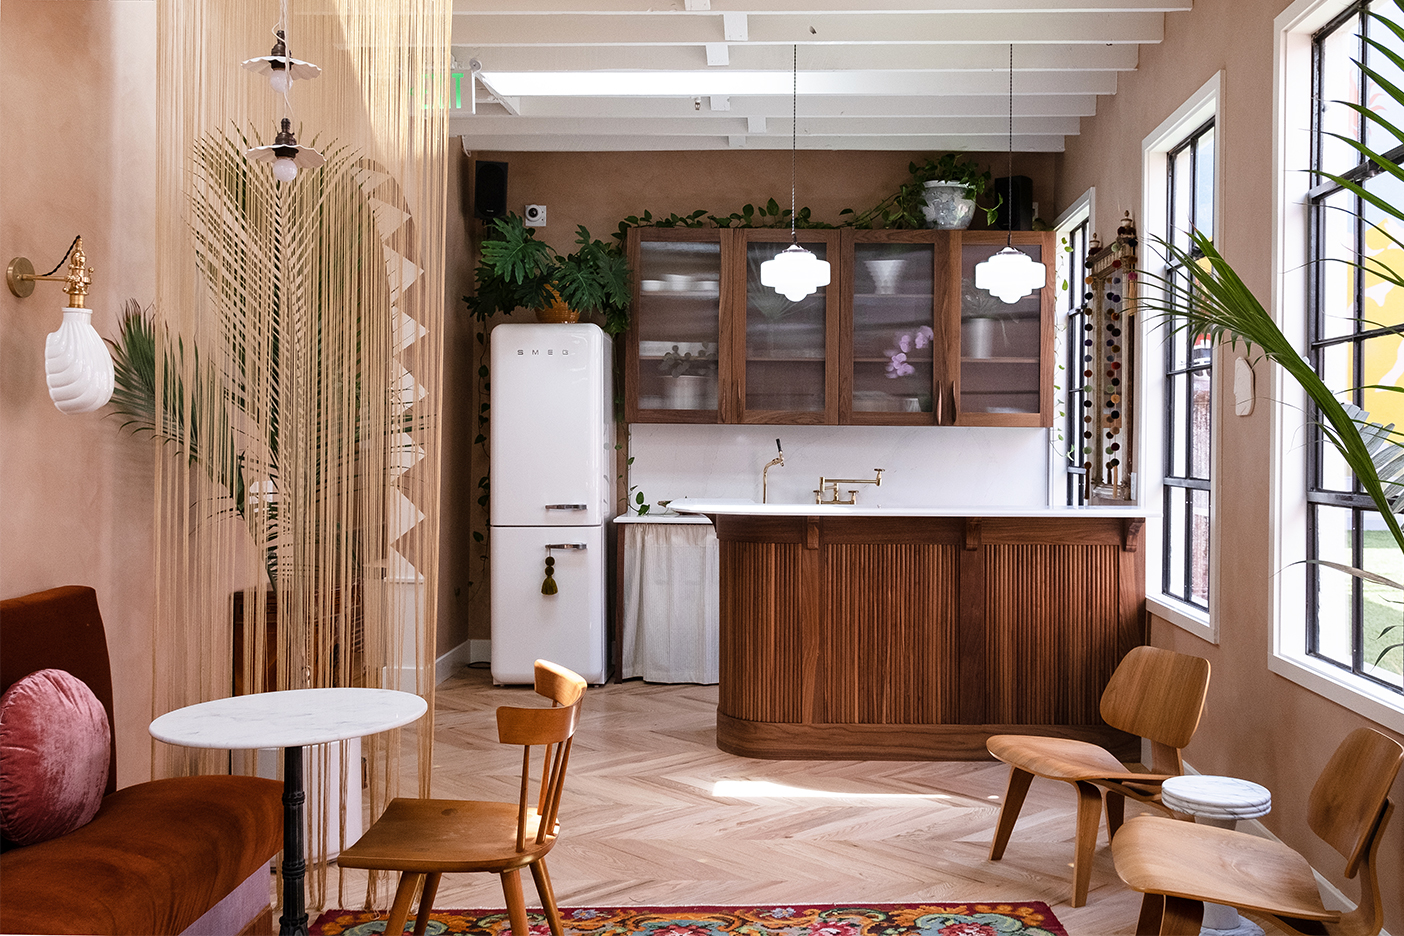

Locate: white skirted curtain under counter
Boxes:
[620,519,720,684]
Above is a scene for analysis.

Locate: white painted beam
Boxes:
[455,0,1188,12]
[454,41,1140,72]
[454,12,1163,46]
[450,130,1068,151]
[472,69,1118,96]
[452,115,1083,136]
[485,93,1099,118]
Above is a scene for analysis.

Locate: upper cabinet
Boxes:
[954,232,1054,427]
[624,229,730,424]
[625,226,1053,428]
[735,229,841,424]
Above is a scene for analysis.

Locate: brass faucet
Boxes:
[761,438,784,504]
[814,468,884,505]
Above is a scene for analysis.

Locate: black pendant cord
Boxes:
[40,235,82,278]
[791,43,798,245]
[1007,42,1014,249]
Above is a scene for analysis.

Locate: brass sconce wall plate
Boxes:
[6,256,37,298]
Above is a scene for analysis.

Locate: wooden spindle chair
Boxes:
[338,660,587,936]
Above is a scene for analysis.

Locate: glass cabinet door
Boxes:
[628,232,724,422]
[850,241,937,421]
[741,231,837,422]
[956,234,1051,426]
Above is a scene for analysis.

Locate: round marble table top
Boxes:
[150,687,427,750]
[1162,774,1272,820]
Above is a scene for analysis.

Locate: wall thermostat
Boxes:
[524,204,547,226]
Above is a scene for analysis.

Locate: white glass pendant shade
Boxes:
[974,246,1046,304]
[761,244,831,302]
[45,308,114,414]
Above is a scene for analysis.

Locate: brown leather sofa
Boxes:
[0,586,284,936]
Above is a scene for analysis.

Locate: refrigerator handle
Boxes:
[544,503,589,511]
[545,543,588,550]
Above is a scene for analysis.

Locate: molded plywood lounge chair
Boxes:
[338,660,587,936]
[1112,726,1402,936]
[986,645,1212,907]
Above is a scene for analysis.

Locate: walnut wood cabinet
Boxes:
[707,511,1147,761]
[624,227,1055,427]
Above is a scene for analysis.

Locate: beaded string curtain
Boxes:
[154,0,450,910]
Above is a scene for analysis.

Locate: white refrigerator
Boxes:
[490,323,614,685]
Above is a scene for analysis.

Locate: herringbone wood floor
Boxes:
[324,665,1285,936]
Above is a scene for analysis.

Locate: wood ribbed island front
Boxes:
[705,511,1146,761]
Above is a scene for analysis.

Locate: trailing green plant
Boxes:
[466,213,632,334]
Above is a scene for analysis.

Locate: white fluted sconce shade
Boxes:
[975,246,1047,304]
[761,244,831,302]
[46,308,114,414]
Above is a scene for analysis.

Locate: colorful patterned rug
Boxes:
[310,903,1068,936]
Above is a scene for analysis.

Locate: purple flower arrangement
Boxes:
[886,325,934,378]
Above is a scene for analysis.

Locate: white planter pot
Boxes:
[921,181,976,230]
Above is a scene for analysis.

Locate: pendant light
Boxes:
[243,2,323,182]
[760,45,830,302]
[975,44,1046,304]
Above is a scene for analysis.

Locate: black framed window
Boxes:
[1308,1,1404,693]
[1063,216,1091,506]
[1161,120,1216,611]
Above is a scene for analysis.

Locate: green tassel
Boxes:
[541,574,558,595]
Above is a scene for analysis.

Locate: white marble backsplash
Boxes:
[627,424,1051,509]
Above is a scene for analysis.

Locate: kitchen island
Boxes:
[669,501,1149,761]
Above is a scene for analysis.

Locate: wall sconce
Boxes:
[6,236,115,414]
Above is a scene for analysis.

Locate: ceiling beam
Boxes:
[469,69,1119,96]
[453,12,1164,46]
[455,41,1140,72]
[454,0,1189,12]
[469,93,1100,118]
[452,114,1083,135]
[452,131,1069,151]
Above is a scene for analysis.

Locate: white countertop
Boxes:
[668,498,1150,519]
[614,512,713,524]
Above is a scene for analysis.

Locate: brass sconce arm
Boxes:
[7,236,93,307]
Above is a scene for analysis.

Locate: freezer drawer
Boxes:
[490,524,607,685]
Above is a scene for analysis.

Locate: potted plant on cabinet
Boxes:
[467,212,632,333]
[915,154,999,230]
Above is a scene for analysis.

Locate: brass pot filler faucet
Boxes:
[815,468,884,505]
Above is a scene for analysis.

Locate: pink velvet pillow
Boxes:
[0,668,110,846]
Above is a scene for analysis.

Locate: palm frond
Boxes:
[1138,230,1404,553]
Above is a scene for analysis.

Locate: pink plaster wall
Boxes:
[1,0,159,789]
[1053,0,1404,925]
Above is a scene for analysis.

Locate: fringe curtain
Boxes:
[154,0,449,910]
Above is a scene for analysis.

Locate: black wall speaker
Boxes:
[992,175,1034,231]
[474,160,508,221]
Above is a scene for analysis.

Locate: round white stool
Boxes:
[1160,775,1273,936]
